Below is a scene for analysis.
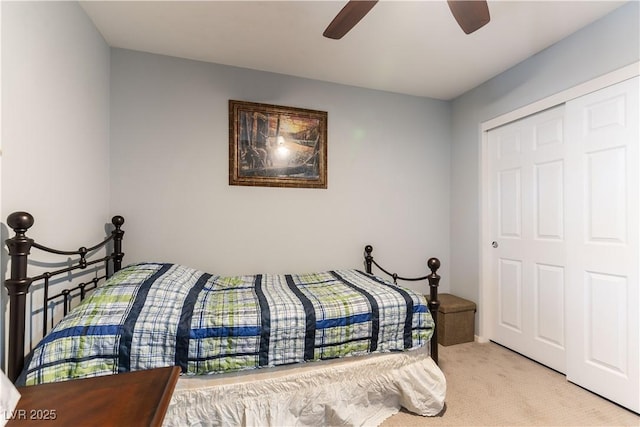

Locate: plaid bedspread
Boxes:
[24,263,434,385]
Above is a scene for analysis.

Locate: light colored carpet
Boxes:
[381,341,640,427]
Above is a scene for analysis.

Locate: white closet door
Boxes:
[488,105,567,373]
[565,76,639,413]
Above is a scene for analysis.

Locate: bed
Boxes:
[3,211,446,426]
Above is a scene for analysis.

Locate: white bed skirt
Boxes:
[164,346,446,426]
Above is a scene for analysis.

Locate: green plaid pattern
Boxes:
[24,263,434,385]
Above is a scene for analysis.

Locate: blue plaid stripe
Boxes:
[262,274,307,366]
[175,272,212,372]
[285,274,316,360]
[118,263,172,372]
[329,270,380,352]
[254,274,271,367]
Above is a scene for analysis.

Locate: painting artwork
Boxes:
[229,100,327,188]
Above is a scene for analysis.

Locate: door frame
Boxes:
[477,61,640,342]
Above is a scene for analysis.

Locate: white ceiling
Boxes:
[80,1,627,100]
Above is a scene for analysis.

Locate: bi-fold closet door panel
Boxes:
[488,76,639,412]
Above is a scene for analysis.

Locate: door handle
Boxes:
[492,241,498,248]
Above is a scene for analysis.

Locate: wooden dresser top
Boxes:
[6,366,180,426]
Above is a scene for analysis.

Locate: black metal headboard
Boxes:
[3,211,125,382]
[364,245,441,364]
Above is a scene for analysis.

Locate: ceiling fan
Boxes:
[323,0,490,39]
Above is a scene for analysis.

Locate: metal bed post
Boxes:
[4,212,35,382]
[111,215,125,274]
[427,257,441,365]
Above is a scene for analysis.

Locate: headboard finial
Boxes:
[7,211,34,233]
[112,215,124,228]
[427,257,441,274]
[364,245,373,274]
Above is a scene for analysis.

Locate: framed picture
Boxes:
[229,100,327,189]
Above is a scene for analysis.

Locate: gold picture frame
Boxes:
[229,100,327,189]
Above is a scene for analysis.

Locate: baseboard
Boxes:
[475,335,489,343]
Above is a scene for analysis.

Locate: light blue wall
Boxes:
[1,1,111,233]
[1,1,111,358]
[109,49,452,291]
[449,2,639,317]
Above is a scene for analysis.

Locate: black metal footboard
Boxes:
[364,244,441,364]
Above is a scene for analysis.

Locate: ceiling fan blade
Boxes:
[447,0,490,34]
[323,0,378,40]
